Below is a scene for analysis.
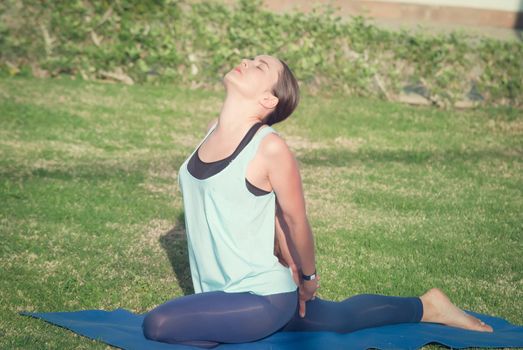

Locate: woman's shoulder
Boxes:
[258,127,293,160]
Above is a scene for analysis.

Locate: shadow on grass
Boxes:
[297,147,520,167]
[160,210,195,296]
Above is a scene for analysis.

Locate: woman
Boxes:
[142,55,493,348]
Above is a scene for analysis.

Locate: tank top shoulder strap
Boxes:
[257,124,278,138]
[246,124,277,152]
[237,124,278,167]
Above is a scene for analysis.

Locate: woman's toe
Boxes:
[480,322,494,332]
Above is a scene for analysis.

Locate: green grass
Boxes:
[1,76,522,349]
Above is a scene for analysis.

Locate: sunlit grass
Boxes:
[1,76,521,349]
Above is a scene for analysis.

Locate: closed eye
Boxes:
[250,57,264,71]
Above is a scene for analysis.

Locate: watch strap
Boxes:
[302,269,317,281]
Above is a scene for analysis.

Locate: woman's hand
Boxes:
[275,238,321,318]
[298,275,320,318]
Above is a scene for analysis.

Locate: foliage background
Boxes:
[1,0,522,107]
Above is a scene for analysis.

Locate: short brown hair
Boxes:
[264,59,300,126]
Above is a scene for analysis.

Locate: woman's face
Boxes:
[224,54,283,101]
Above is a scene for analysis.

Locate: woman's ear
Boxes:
[259,93,278,110]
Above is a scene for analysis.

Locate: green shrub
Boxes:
[1,0,522,107]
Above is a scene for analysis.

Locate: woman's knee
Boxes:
[142,309,170,341]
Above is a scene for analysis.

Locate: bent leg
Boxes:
[280,294,423,333]
[142,289,297,347]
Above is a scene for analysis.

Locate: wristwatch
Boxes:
[302,269,317,281]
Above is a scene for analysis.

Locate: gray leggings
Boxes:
[142,288,423,348]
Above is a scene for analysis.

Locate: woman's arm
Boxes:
[262,133,316,276]
[261,133,319,317]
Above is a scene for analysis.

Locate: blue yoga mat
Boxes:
[20,308,523,350]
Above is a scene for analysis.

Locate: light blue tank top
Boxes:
[177,122,298,296]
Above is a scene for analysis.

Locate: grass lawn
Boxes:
[0,76,521,349]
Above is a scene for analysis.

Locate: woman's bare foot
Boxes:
[420,288,493,332]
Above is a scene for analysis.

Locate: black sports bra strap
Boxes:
[187,122,264,180]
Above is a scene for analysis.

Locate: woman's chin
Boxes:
[222,76,242,94]
[222,73,235,88]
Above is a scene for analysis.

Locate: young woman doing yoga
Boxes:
[141,54,493,348]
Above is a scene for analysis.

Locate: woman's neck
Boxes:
[215,93,263,135]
